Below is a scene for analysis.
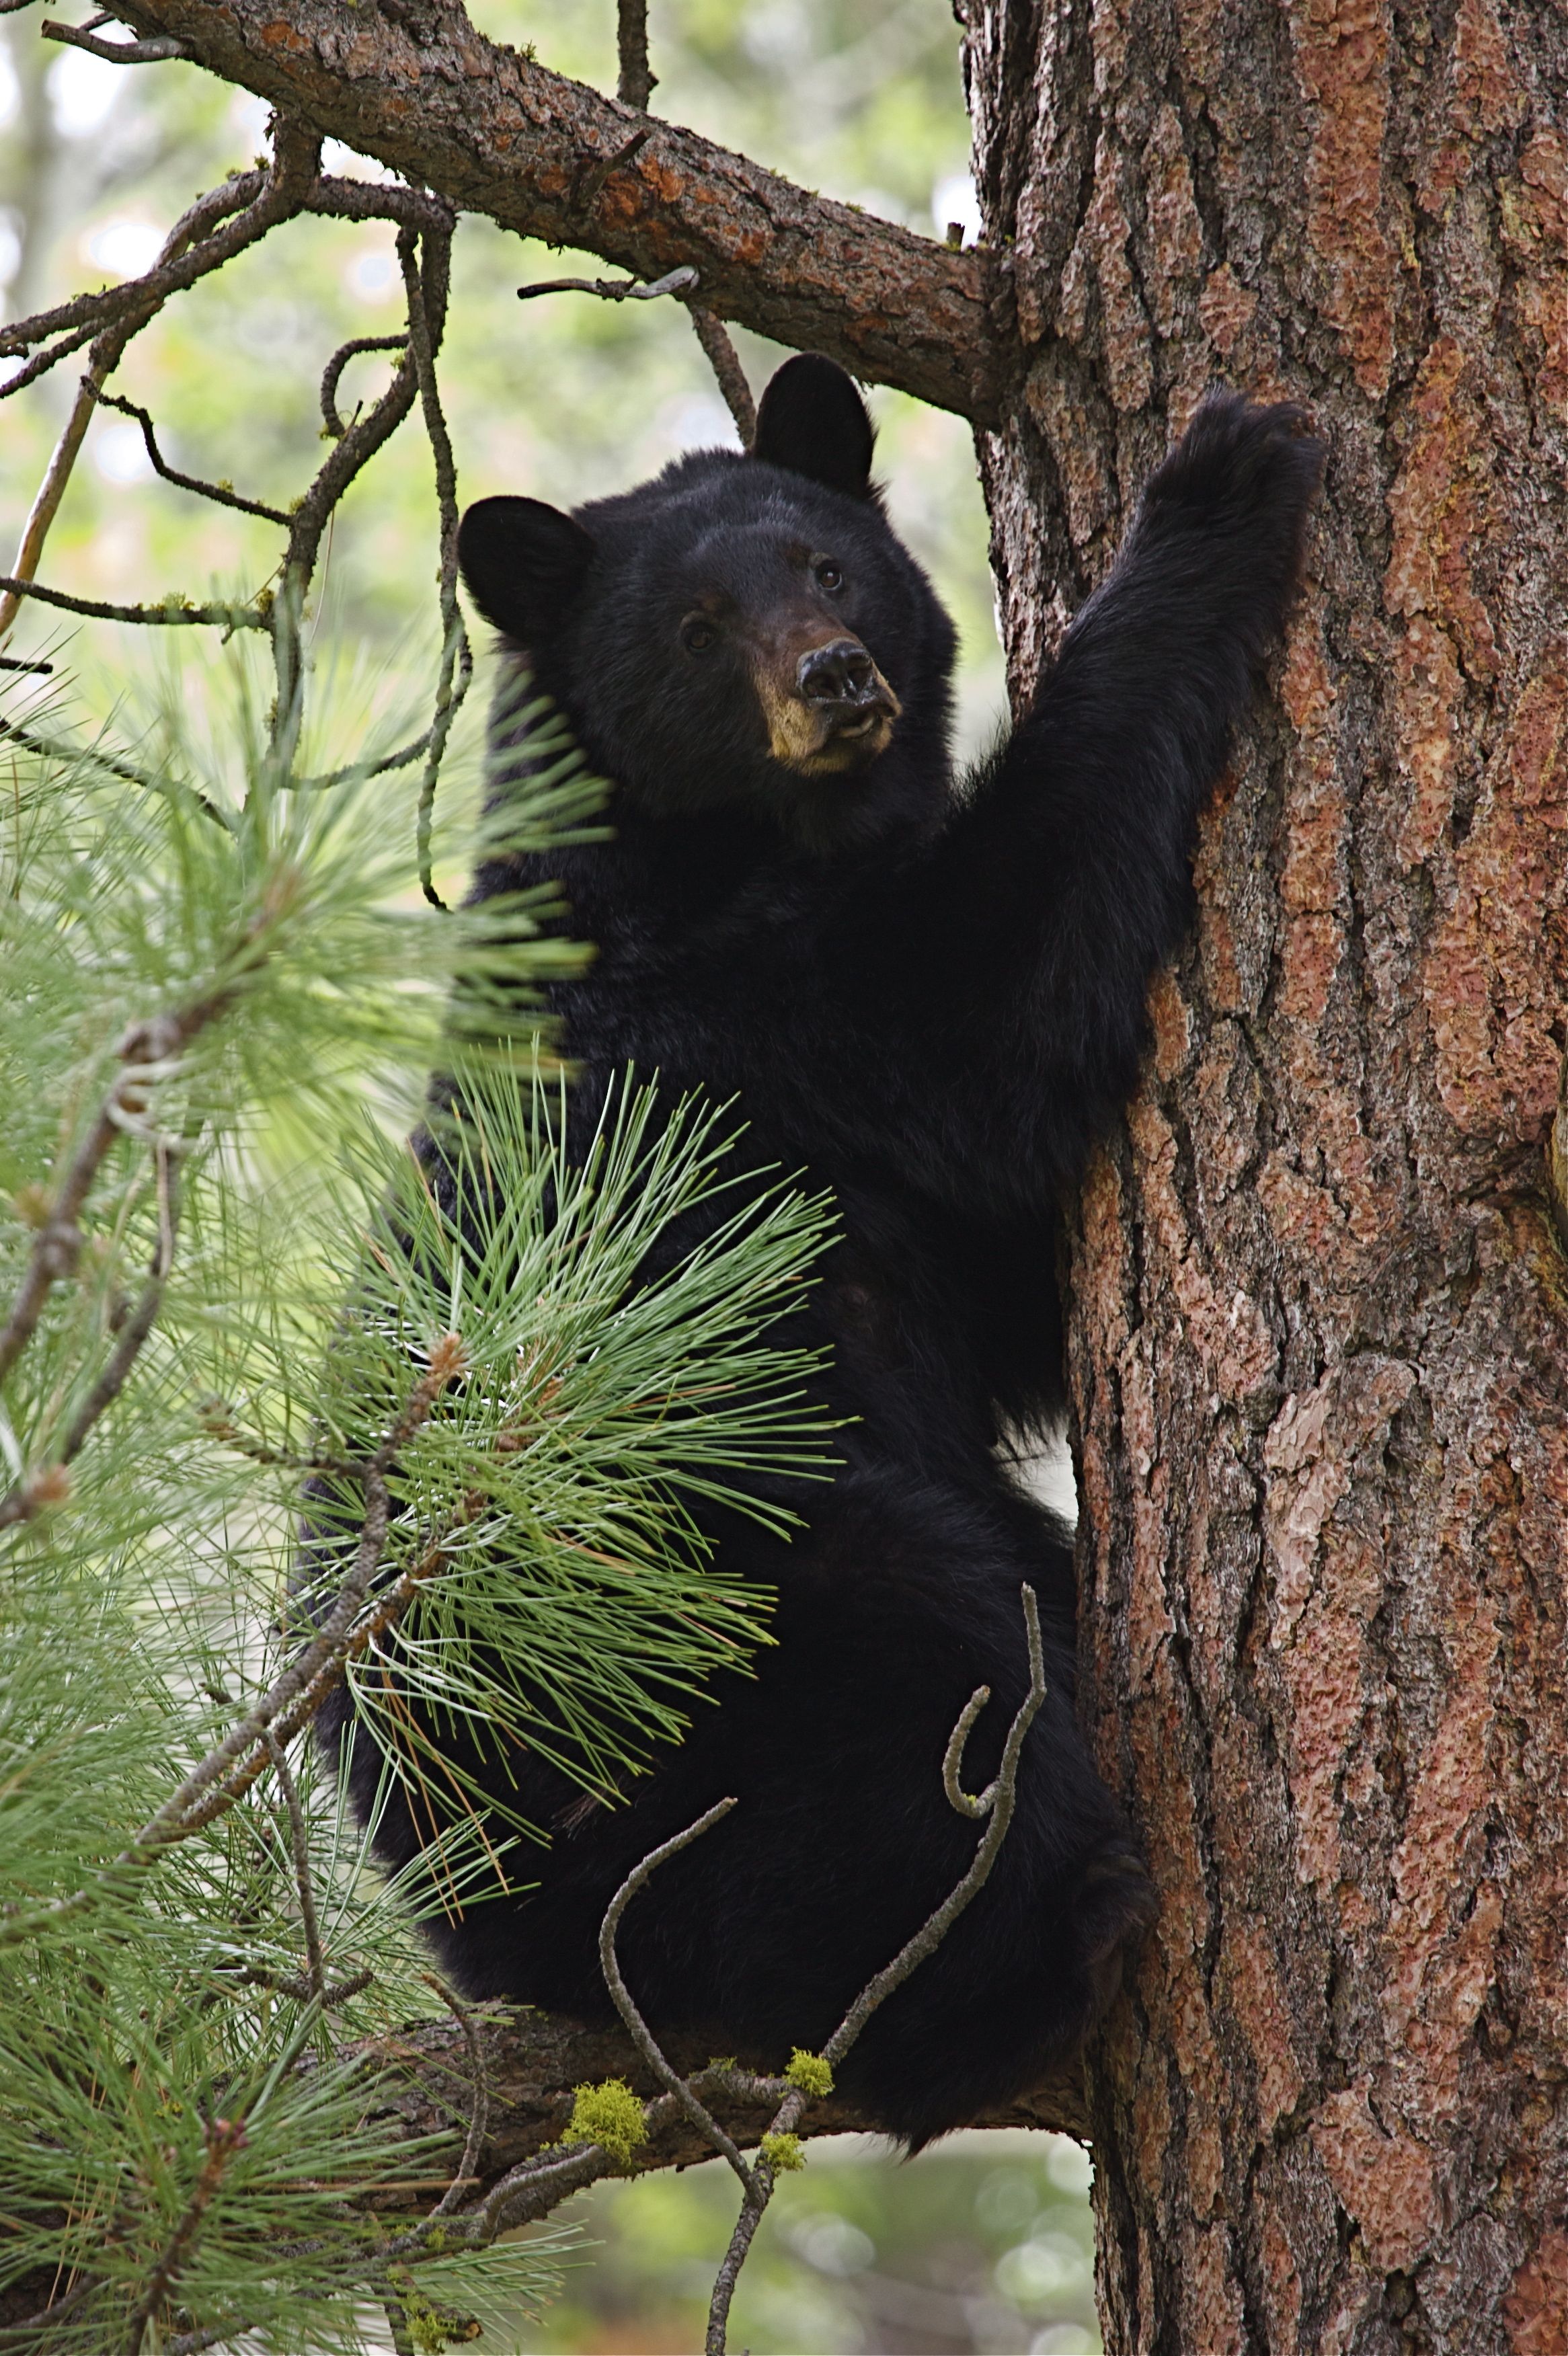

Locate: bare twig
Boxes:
[569,125,653,218]
[95,392,290,523]
[704,1586,1048,2355]
[0,713,231,827]
[942,1683,994,1819]
[268,207,450,767]
[286,719,443,795]
[0,122,325,366]
[231,1959,373,2006]
[563,1593,1046,2355]
[514,259,751,445]
[687,309,756,448]
[0,126,319,645]
[516,265,697,304]
[264,1729,327,2002]
[596,1799,753,2189]
[824,1586,1046,2067]
[319,333,408,439]
[0,167,265,360]
[122,2115,247,2356]
[40,15,189,59]
[616,0,656,110]
[396,229,469,907]
[420,1975,489,2219]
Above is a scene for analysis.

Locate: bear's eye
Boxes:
[682,617,717,654]
[814,559,845,592]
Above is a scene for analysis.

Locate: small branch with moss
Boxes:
[449,1586,1049,2353]
[94,391,290,524]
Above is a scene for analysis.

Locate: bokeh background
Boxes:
[0,7,1096,2349]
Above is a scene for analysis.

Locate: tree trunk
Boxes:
[965,1,1568,2349]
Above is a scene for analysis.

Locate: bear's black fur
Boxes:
[325,358,1323,2146]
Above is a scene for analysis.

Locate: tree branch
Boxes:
[108,0,1010,423]
[346,2006,1091,2213]
[40,15,190,63]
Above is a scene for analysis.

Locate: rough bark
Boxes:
[109,0,1011,424]
[964,1,1568,2350]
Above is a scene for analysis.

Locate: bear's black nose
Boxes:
[797,639,878,707]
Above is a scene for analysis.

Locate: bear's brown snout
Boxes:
[754,627,900,775]
[797,637,879,707]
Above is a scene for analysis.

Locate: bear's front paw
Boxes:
[1148,390,1326,535]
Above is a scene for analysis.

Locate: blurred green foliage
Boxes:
[519,2131,1099,2355]
[0,0,1004,768]
[0,9,1094,2353]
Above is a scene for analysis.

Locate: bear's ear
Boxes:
[457,496,596,645]
[753,354,875,499]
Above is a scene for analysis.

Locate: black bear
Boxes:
[332,356,1323,2146]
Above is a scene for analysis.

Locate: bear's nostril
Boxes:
[797,639,877,705]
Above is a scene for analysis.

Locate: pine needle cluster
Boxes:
[0,656,835,2353]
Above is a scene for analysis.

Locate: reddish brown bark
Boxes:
[966,0,1568,2348]
[112,0,1009,425]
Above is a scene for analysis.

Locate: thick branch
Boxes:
[108,0,1009,423]
[349,2007,1091,2211]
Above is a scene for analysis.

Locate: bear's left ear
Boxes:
[753,354,875,500]
[457,496,596,646]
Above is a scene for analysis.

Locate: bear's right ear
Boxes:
[457,496,596,645]
[753,354,875,500]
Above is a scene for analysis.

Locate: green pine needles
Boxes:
[0,656,836,2353]
[304,1064,836,1855]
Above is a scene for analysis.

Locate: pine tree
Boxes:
[0,652,838,2351]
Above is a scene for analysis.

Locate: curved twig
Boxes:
[823,1585,1046,2068]
[705,1585,1048,2354]
[942,1682,994,1818]
[596,1797,753,2189]
[319,333,408,438]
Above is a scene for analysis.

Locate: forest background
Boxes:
[0,3,1101,2351]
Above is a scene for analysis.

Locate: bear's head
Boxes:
[457,354,957,852]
